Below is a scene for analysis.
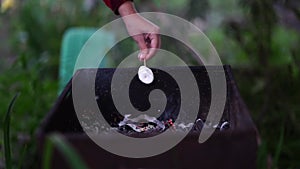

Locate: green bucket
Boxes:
[59,27,115,93]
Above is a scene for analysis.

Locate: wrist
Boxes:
[118,1,137,16]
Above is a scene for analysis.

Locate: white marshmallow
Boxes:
[138,66,154,84]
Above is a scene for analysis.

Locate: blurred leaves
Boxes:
[1,0,15,13]
[0,0,114,168]
[203,0,300,168]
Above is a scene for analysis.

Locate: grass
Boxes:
[273,124,285,169]
[3,93,19,169]
[43,134,89,169]
[233,66,300,168]
[2,93,89,169]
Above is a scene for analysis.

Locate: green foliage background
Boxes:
[0,0,299,168]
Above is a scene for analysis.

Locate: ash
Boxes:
[82,114,229,136]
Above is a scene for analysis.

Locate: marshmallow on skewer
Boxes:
[138,65,154,84]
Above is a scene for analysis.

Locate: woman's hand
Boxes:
[118,1,160,61]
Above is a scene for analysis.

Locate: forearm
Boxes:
[103,0,133,15]
[118,1,137,16]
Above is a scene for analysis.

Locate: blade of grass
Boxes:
[43,134,89,169]
[3,93,20,169]
[272,123,285,169]
[18,144,27,169]
[43,137,54,169]
[257,141,268,169]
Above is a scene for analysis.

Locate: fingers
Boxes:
[145,33,160,60]
[137,33,160,61]
[138,50,148,61]
[135,35,149,61]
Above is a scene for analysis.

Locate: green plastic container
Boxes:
[59,27,115,93]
